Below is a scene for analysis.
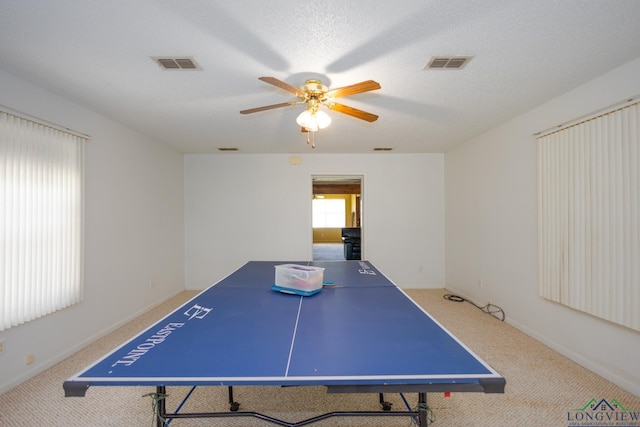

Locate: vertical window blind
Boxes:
[0,109,86,331]
[537,100,639,332]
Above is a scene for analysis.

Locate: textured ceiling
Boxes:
[1,0,640,154]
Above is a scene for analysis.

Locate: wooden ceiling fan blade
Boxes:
[327,103,379,122]
[325,80,381,99]
[240,101,298,114]
[258,76,305,97]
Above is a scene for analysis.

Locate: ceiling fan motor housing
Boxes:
[301,79,329,101]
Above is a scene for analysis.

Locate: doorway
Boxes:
[311,176,362,261]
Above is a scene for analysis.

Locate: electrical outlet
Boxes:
[149,280,155,289]
[26,354,35,365]
[479,279,483,288]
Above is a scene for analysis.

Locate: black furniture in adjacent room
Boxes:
[341,228,361,260]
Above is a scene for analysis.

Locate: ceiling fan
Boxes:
[240,76,381,147]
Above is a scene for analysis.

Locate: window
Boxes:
[537,100,639,332]
[312,198,345,228]
[0,109,87,331]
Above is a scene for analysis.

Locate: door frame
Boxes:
[311,175,363,260]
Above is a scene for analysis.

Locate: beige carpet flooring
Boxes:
[0,289,638,426]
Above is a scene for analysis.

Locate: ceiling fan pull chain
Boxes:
[305,130,316,148]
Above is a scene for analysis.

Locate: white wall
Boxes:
[0,71,185,394]
[185,153,444,289]
[445,57,640,396]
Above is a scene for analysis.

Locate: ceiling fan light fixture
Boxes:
[296,110,315,130]
[296,109,331,132]
[315,110,332,129]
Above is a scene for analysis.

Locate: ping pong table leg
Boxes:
[156,386,167,427]
[228,386,240,411]
[418,392,428,426]
[378,393,392,411]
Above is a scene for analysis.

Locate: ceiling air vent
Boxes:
[374,147,393,151]
[424,56,473,70]
[218,147,239,152]
[151,57,201,70]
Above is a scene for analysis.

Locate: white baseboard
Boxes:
[445,286,640,398]
[505,317,640,398]
[0,289,184,396]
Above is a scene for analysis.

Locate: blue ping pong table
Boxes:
[64,260,505,426]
